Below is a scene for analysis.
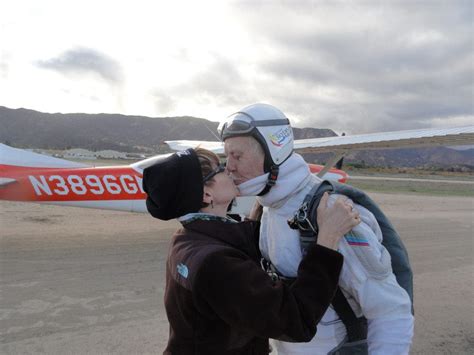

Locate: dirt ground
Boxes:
[1,193,473,354]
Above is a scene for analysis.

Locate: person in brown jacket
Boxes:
[142,147,360,355]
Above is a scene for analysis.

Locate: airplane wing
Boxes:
[165,125,474,177]
[165,126,474,155]
[165,140,224,154]
[293,126,474,153]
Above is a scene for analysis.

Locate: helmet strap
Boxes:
[258,165,279,196]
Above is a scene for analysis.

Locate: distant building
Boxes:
[54,148,142,160]
[63,149,96,160]
[125,153,147,159]
[95,150,127,159]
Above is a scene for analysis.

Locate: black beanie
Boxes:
[142,149,203,220]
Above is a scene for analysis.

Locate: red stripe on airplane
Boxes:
[308,164,348,183]
[0,165,146,202]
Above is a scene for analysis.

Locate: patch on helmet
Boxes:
[269,126,292,147]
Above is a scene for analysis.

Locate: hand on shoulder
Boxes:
[316,192,360,249]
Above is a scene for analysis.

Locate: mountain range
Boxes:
[1,106,472,170]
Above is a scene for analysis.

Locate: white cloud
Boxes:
[0,0,472,134]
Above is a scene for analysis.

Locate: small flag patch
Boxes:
[345,235,370,247]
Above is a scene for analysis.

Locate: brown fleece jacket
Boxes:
[163,219,343,355]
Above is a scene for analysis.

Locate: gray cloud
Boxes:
[226,0,473,133]
[182,54,248,106]
[151,90,177,115]
[37,47,124,84]
[151,55,254,114]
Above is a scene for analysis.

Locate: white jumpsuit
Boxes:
[240,153,414,355]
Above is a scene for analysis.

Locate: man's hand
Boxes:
[316,192,360,250]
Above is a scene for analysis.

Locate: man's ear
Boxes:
[202,185,213,205]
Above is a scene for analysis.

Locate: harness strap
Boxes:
[288,181,333,251]
[287,180,368,344]
[261,255,368,343]
[258,165,279,196]
[260,258,296,283]
[332,288,368,342]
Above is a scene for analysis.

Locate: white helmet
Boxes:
[218,103,294,170]
[218,103,294,194]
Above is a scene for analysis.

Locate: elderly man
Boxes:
[219,103,414,355]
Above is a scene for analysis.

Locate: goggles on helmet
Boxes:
[218,112,290,140]
[203,163,226,183]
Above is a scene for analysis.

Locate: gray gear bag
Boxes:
[288,180,414,354]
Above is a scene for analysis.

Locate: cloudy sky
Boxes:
[1,0,472,134]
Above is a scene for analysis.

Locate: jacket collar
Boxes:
[257,153,312,208]
[182,218,261,259]
[179,212,237,225]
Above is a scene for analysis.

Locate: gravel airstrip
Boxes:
[1,188,473,354]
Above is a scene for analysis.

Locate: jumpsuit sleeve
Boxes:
[193,243,344,342]
[335,198,414,355]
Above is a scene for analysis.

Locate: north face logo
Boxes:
[177,263,189,278]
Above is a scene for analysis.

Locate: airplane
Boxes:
[1,125,473,216]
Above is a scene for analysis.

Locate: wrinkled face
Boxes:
[224,136,265,185]
[206,164,239,203]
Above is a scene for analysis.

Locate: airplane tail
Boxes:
[0,144,88,187]
[0,144,88,169]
